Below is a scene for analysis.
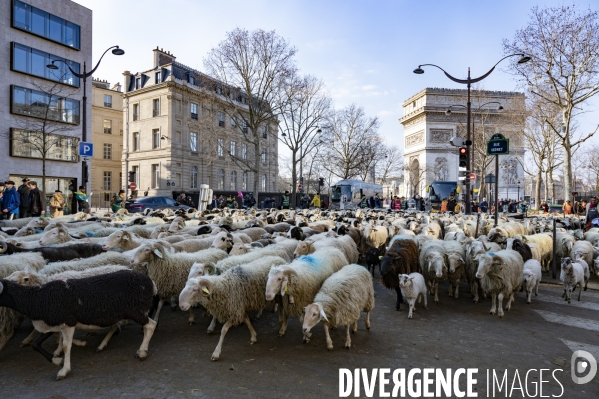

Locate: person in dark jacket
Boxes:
[27,181,45,217]
[280,191,290,210]
[246,193,256,208]
[17,178,31,218]
[210,195,218,210]
[2,180,20,220]
[75,186,92,213]
[479,197,488,213]
[447,196,457,214]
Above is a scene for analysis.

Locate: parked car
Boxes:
[125,196,191,213]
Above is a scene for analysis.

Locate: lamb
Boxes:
[419,240,448,304]
[179,255,287,361]
[301,264,374,350]
[398,273,427,319]
[465,240,501,303]
[522,259,542,304]
[442,240,466,299]
[560,257,590,303]
[130,243,228,323]
[0,240,104,262]
[364,248,381,277]
[487,222,528,243]
[265,247,349,337]
[0,270,157,380]
[475,250,524,318]
[380,239,419,310]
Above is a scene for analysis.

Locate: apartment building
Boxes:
[0,0,92,210]
[90,78,123,208]
[122,47,279,198]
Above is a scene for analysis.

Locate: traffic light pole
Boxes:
[465,73,472,214]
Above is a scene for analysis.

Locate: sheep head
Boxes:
[14,226,36,237]
[561,257,573,274]
[398,274,414,289]
[302,302,328,334]
[5,269,44,286]
[131,242,166,264]
[39,227,69,246]
[229,243,250,255]
[265,265,292,301]
[178,277,200,311]
[475,253,500,279]
[293,241,314,258]
[426,252,445,278]
[210,232,233,252]
[102,230,131,250]
[447,253,465,273]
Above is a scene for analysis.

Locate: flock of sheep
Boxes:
[0,207,597,380]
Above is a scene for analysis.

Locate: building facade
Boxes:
[399,88,526,201]
[1,0,92,210]
[122,48,279,199]
[90,78,123,208]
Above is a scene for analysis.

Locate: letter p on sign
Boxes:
[78,142,94,157]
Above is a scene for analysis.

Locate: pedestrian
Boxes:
[454,201,462,214]
[49,190,65,217]
[17,178,31,218]
[27,181,45,217]
[585,196,598,231]
[374,193,381,209]
[540,201,549,214]
[218,195,225,208]
[186,196,195,208]
[479,197,488,213]
[226,195,234,208]
[447,196,456,214]
[310,193,321,209]
[210,195,218,210]
[0,182,5,220]
[177,192,186,204]
[75,186,92,213]
[562,200,572,215]
[280,191,290,210]
[1,180,20,220]
[414,194,421,211]
[111,190,126,213]
[440,198,448,212]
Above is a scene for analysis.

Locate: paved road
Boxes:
[0,275,597,398]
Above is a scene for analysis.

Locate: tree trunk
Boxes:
[291,149,298,208]
[543,171,549,202]
[534,171,542,211]
[253,140,261,201]
[549,172,555,203]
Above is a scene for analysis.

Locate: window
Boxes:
[103,119,112,134]
[103,94,112,108]
[119,172,122,190]
[155,72,161,84]
[230,117,236,127]
[216,84,222,95]
[11,85,80,125]
[153,99,160,117]
[190,103,198,120]
[261,175,267,192]
[230,171,237,190]
[132,132,140,151]
[135,78,141,90]
[261,126,267,139]
[229,141,236,157]
[218,138,224,157]
[103,172,112,191]
[10,128,78,162]
[103,143,112,160]
[242,120,248,134]
[218,112,225,127]
[218,169,225,190]
[12,1,81,49]
[11,43,80,87]
[261,150,266,164]
[242,172,248,190]
[176,173,182,187]
[191,166,198,189]
[132,165,140,187]
[190,132,198,152]
[241,144,247,160]
[151,164,159,188]
[132,104,139,121]
[152,129,160,149]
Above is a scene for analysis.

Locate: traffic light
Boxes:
[318,177,324,186]
[458,147,468,168]
[128,171,136,183]
[83,163,89,183]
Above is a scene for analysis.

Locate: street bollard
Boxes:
[475,212,480,238]
[551,217,557,279]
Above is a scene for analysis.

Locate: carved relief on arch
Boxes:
[430,129,452,143]
[405,131,425,147]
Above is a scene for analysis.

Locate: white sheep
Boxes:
[265,247,349,337]
[179,255,287,361]
[465,240,501,303]
[522,259,542,304]
[570,240,594,271]
[172,237,215,253]
[362,224,389,253]
[487,222,528,243]
[398,273,427,319]
[475,250,524,318]
[302,264,374,350]
[40,252,133,275]
[418,240,448,304]
[293,235,359,264]
[442,240,466,299]
[560,257,590,303]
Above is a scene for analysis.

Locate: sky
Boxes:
[74,0,599,167]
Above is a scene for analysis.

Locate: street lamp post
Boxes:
[47,46,125,192]
[517,180,521,201]
[413,53,530,214]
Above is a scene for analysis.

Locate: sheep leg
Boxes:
[211,320,233,361]
[352,321,358,334]
[578,284,582,302]
[324,323,333,350]
[506,293,514,311]
[408,298,415,319]
[55,326,75,380]
[136,318,157,360]
[20,329,38,347]
[344,324,352,349]
[243,314,258,345]
[152,298,166,322]
[187,309,195,325]
[434,280,440,304]
[207,317,217,334]
[490,293,497,315]
[394,287,402,311]
[32,331,55,363]
[535,282,539,297]
[471,280,479,303]
[454,278,460,299]
[53,333,64,358]
[96,321,128,352]
[497,293,505,318]
[448,280,454,297]
[365,312,371,330]
[278,311,289,337]
[527,288,532,304]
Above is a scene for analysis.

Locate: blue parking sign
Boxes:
[78,142,94,157]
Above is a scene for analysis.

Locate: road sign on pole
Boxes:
[487,133,509,155]
[130,182,137,191]
[78,142,94,157]
[470,173,476,181]
[298,184,302,191]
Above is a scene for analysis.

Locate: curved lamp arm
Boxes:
[416,54,528,84]
[50,45,123,78]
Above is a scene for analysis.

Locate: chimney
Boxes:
[153,46,176,68]
[112,82,122,92]
[123,70,132,93]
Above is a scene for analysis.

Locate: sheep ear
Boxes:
[280,278,289,296]
[318,304,328,322]
[204,264,216,275]
[153,248,163,258]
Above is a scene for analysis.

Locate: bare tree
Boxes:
[3,80,80,195]
[376,145,403,185]
[503,5,599,201]
[278,74,331,206]
[404,160,430,197]
[204,28,297,199]
[320,104,381,180]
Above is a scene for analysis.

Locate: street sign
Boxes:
[571,191,578,196]
[470,173,476,180]
[298,184,303,191]
[78,142,94,157]
[130,182,137,191]
[487,133,509,155]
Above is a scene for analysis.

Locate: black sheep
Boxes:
[0,270,157,380]
[287,226,305,241]
[0,241,104,262]
[364,248,381,277]
[509,238,533,262]
[380,239,419,311]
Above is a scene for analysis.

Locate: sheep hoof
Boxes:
[188,321,195,326]
[211,356,219,361]
[327,346,334,351]
[52,357,63,366]
[96,346,105,352]
[408,314,412,319]
[527,301,531,304]
[55,373,67,381]
[302,337,309,344]
[345,345,351,349]
[136,350,148,360]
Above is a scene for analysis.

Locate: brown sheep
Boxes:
[380,239,419,311]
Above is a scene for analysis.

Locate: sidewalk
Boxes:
[541,274,599,292]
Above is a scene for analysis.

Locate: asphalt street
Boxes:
[0,273,597,399]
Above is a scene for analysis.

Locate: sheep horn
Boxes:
[482,242,489,251]
[204,263,216,275]
[0,241,7,254]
